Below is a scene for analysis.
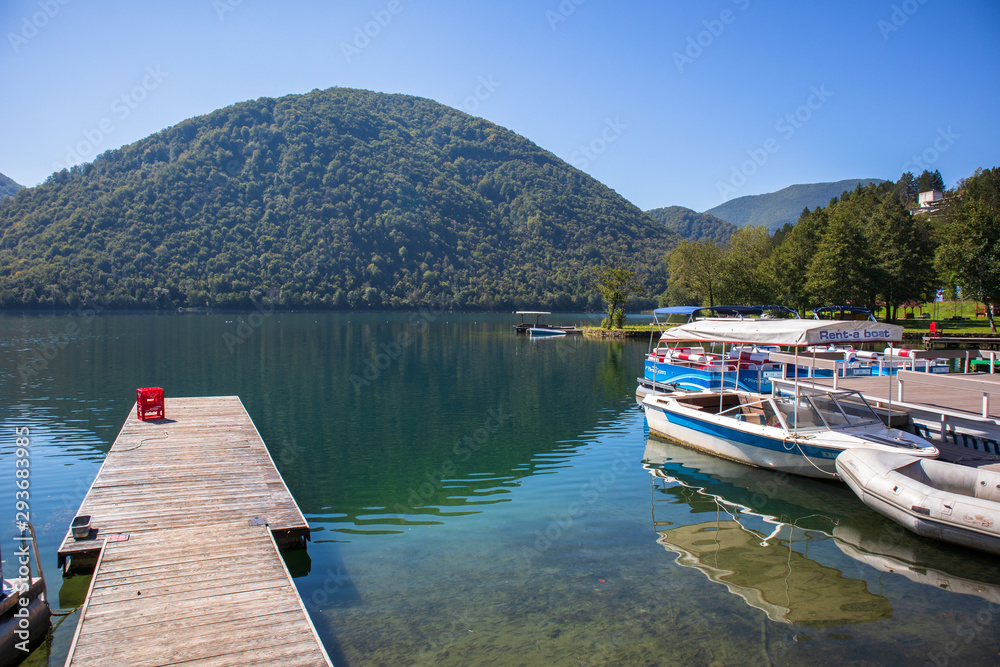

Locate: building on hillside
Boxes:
[910,190,946,217]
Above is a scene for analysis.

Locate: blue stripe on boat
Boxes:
[645,403,839,460]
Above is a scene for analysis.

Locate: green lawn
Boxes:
[881,301,997,335]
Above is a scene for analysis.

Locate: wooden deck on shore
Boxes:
[59,396,331,666]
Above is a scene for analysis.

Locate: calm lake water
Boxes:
[2,311,1000,666]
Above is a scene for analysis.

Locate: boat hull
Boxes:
[642,396,841,479]
[836,449,1000,556]
[528,327,566,337]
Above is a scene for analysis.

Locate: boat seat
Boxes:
[741,413,765,425]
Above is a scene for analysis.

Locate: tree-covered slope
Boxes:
[646,205,738,243]
[0,173,23,200]
[0,87,676,310]
[703,179,885,231]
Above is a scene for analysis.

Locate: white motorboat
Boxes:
[640,317,938,479]
[643,386,937,479]
[836,448,1000,555]
[527,327,566,337]
[514,311,581,335]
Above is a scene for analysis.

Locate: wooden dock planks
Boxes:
[60,397,331,666]
[58,397,310,564]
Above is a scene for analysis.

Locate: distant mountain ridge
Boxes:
[646,206,738,243]
[0,173,23,200]
[703,179,886,231]
[0,87,677,310]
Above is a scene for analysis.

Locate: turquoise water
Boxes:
[2,312,1000,665]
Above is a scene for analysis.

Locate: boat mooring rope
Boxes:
[788,438,839,478]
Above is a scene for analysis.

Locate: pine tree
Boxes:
[896,171,917,205]
[935,168,1000,332]
[917,170,933,192]
[930,169,945,192]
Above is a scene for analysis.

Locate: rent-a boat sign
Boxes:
[818,327,894,341]
[661,319,904,346]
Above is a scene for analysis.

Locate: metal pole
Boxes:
[888,343,893,426]
[28,522,47,602]
[794,346,799,434]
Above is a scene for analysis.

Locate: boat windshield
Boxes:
[772,396,826,430]
[773,391,881,431]
[825,392,881,427]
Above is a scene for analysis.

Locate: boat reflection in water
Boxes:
[833,523,1000,606]
[642,437,1000,626]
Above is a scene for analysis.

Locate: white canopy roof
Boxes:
[659,318,903,347]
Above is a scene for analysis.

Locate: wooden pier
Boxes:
[58,396,332,667]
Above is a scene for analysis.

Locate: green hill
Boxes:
[0,173,23,200]
[646,205,738,243]
[0,87,676,310]
[703,179,885,231]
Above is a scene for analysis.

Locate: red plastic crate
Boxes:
[136,387,164,421]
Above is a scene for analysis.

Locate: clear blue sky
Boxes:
[2,0,997,212]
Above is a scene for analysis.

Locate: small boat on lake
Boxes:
[836,448,1000,556]
[640,316,939,479]
[513,311,581,335]
[528,327,566,337]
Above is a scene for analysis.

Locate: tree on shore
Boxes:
[865,195,935,319]
[804,213,871,308]
[935,167,1000,332]
[716,226,773,305]
[665,239,723,307]
[766,206,827,315]
[593,265,645,329]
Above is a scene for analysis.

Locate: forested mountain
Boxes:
[0,173,23,200]
[646,205,738,243]
[703,179,885,231]
[0,87,677,310]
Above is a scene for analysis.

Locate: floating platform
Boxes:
[58,396,331,666]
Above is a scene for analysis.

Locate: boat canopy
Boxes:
[514,311,551,315]
[653,305,798,318]
[659,318,903,346]
[752,305,800,317]
[652,306,704,316]
[813,306,875,321]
